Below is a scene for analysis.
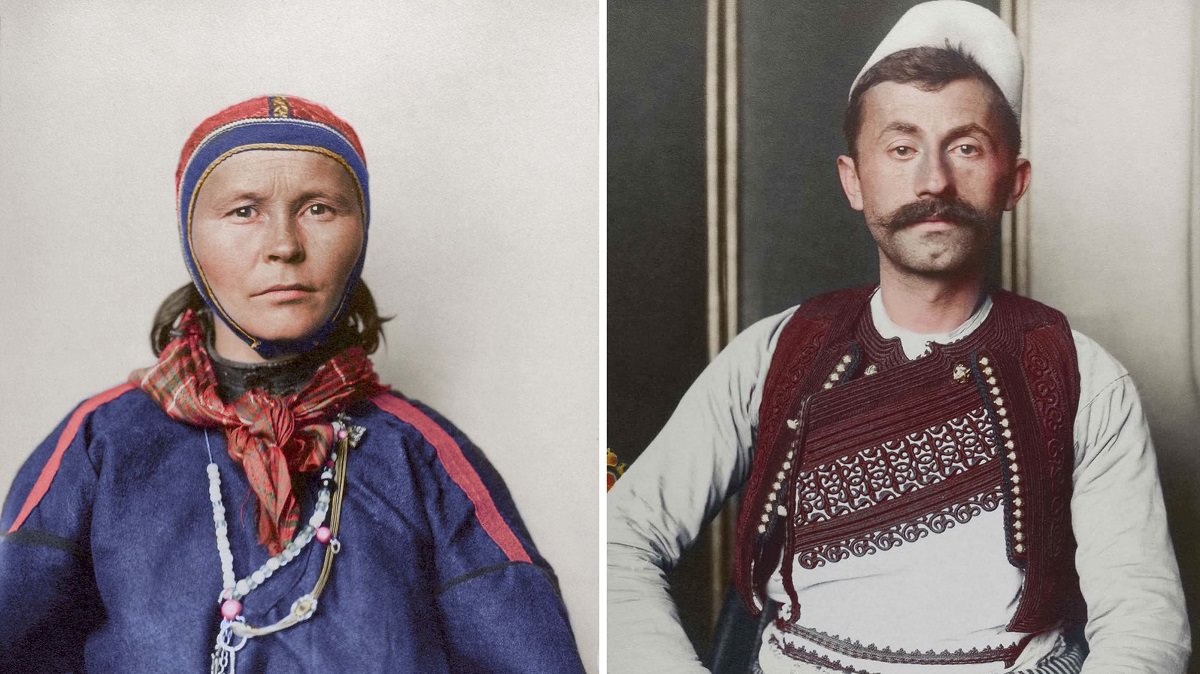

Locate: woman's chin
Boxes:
[236,309,331,344]
[249,326,322,344]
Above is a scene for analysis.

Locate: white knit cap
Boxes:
[850,0,1023,118]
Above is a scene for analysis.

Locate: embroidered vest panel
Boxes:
[735,289,866,606]
[790,345,1004,572]
[733,287,1085,635]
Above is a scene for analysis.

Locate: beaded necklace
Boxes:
[207,414,364,674]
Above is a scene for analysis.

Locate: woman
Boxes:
[0,95,584,673]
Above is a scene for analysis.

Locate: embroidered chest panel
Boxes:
[782,347,1023,570]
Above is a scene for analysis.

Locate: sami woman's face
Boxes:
[190,150,364,352]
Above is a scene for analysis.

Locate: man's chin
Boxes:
[894,253,984,279]
[908,219,962,234]
[881,242,985,277]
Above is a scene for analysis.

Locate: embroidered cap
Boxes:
[851,0,1024,119]
[176,95,370,359]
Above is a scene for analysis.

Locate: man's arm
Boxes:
[1070,333,1190,672]
[607,309,793,673]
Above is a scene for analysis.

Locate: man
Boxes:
[607,2,1190,672]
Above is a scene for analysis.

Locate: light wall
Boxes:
[0,2,598,669]
[1024,0,1200,663]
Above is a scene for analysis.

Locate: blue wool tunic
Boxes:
[0,386,584,673]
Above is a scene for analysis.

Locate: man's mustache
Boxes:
[877,198,997,231]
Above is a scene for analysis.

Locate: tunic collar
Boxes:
[206,331,327,403]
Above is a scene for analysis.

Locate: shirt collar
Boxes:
[869,287,993,360]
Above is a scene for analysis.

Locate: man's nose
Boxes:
[917,153,954,198]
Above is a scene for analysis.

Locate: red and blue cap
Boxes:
[176,95,370,359]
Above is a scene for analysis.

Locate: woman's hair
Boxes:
[150,280,390,356]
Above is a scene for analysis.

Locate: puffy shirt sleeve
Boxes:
[370,393,585,673]
[1069,332,1190,672]
[606,308,794,673]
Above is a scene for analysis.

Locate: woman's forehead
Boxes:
[198,150,359,201]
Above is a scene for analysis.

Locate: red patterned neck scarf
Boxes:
[131,310,384,554]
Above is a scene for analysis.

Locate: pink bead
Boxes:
[325,460,335,469]
[337,429,348,440]
[220,599,242,621]
[316,526,332,544]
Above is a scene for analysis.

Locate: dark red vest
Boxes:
[732,287,1086,634]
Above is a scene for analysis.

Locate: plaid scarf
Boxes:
[131,310,383,554]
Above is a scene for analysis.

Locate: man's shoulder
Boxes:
[992,289,1073,330]
[791,284,876,320]
[1068,329,1133,407]
[754,285,876,351]
[991,293,1134,406]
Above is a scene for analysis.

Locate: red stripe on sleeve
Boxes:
[7,383,137,534]
[370,393,532,564]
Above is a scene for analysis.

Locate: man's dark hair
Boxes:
[150,280,390,356]
[843,44,1021,161]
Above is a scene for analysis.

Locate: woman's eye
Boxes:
[231,206,254,219]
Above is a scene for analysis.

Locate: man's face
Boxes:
[190,149,364,348]
[837,77,1030,280]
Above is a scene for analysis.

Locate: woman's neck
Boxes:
[205,319,325,402]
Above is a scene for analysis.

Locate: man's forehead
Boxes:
[859,79,1005,137]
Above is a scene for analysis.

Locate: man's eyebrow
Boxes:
[878,121,920,139]
[876,122,997,144]
[945,123,995,143]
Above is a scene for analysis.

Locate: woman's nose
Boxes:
[263,214,305,263]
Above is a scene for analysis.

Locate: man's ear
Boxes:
[1005,158,1031,210]
[837,155,864,211]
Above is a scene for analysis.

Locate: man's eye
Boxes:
[892,146,915,158]
[308,204,332,216]
[954,144,980,157]
[231,206,254,219]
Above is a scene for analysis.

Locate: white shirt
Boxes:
[607,292,1189,673]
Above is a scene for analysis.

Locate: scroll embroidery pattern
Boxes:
[797,486,1004,569]
[790,406,1003,568]
[797,406,998,524]
[1023,329,1072,560]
